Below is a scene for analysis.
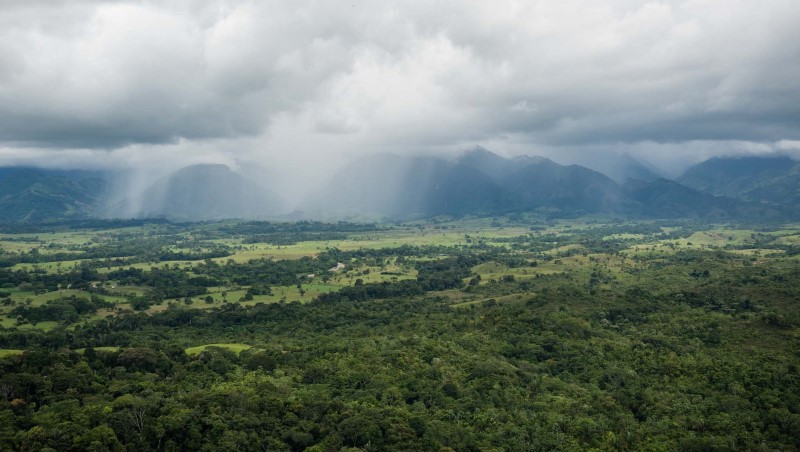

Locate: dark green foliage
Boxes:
[416,255,480,290]
[231,220,377,245]
[0,219,799,450]
[678,156,799,201]
[0,168,108,222]
[11,295,111,323]
[306,150,797,220]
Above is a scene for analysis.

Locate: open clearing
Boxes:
[185,343,253,356]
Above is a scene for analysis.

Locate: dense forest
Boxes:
[0,218,798,450]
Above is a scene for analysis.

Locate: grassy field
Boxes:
[3,219,800,326]
[185,343,253,356]
[2,218,800,451]
[207,227,532,262]
[74,346,120,354]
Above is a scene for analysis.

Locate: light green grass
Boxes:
[211,227,532,262]
[150,263,418,313]
[12,259,92,272]
[451,293,531,308]
[686,230,753,245]
[602,233,647,240]
[0,349,24,358]
[0,241,41,253]
[774,233,800,245]
[75,346,120,354]
[0,289,126,314]
[185,343,252,356]
[0,316,60,331]
[472,262,542,282]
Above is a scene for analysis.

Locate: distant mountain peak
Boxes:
[171,163,234,176]
[677,154,800,208]
[464,145,494,155]
[120,164,284,221]
[458,146,505,162]
[511,154,552,165]
[0,167,109,222]
[568,152,660,184]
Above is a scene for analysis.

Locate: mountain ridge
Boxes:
[305,149,777,220]
[0,151,796,222]
[124,164,285,221]
[677,155,800,208]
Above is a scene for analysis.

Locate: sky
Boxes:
[1,0,799,183]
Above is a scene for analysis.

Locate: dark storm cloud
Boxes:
[0,0,799,166]
[0,0,365,148]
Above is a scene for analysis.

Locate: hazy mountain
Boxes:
[457,147,525,183]
[1,151,796,223]
[308,149,765,220]
[306,153,505,218]
[744,171,800,207]
[459,148,628,213]
[580,152,661,183]
[676,155,800,214]
[624,179,736,218]
[0,167,109,221]
[503,160,627,213]
[128,164,284,221]
[678,156,797,198]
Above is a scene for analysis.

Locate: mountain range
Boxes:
[677,156,800,207]
[0,150,796,222]
[107,164,283,221]
[306,148,790,220]
[0,168,108,222]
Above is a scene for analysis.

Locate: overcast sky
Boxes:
[1,0,799,177]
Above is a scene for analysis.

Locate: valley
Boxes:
[1,217,798,450]
[4,3,798,450]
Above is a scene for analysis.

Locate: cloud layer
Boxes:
[1,0,799,173]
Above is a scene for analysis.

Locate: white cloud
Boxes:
[0,0,797,173]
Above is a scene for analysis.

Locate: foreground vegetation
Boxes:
[0,217,799,451]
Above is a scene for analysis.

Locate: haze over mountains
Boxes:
[678,156,800,207]
[0,149,796,222]
[107,164,284,221]
[2,1,798,223]
[0,168,108,222]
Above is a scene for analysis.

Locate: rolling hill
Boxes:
[304,153,506,218]
[307,149,771,220]
[0,168,108,221]
[677,155,800,213]
[1,151,796,222]
[127,164,285,221]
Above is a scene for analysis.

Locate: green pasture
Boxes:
[0,317,59,331]
[472,261,549,282]
[96,261,196,274]
[212,227,533,262]
[75,346,120,354]
[0,230,102,247]
[0,240,42,254]
[602,233,647,241]
[773,233,800,245]
[0,288,131,329]
[185,343,253,356]
[12,259,92,272]
[1,219,798,332]
[0,349,24,358]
